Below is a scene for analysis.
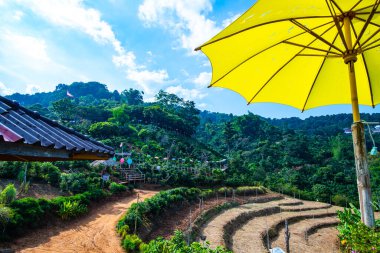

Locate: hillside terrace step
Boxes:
[278,201,303,206]
[280,204,331,212]
[232,206,341,253]
[200,197,289,248]
[271,217,339,253]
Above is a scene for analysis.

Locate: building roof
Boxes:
[0,96,114,161]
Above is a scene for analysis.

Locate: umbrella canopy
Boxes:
[196,0,380,227]
[196,0,380,111]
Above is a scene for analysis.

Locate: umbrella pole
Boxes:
[344,17,375,227]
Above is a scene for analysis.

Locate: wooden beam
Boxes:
[71,153,110,160]
[0,141,70,160]
[0,141,111,161]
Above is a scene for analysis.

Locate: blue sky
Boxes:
[0,0,379,119]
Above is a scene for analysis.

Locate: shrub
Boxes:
[142,230,231,253]
[332,194,349,207]
[118,187,201,233]
[10,198,50,230]
[122,234,143,252]
[236,186,266,196]
[217,187,233,196]
[57,200,87,220]
[109,182,127,194]
[200,189,215,199]
[0,184,17,205]
[337,204,380,252]
[312,184,330,202]
[0,162,22,179]
[46,165,61,187]
[85,189,111,201]
[60,173,89,193]
[0,205,14,233]
[117,224,130,239]
[50,193,90,211]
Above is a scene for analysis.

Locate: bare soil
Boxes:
[271,217,339,253]
[200,195,293,248]
[5,189,157,253]
[0,179,64,199]
[144,196,245,241]
[232,201,342,253]
[143,193,279,241]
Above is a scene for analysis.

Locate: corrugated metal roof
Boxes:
[0,96,114,158]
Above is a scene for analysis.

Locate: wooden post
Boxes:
[134,193,140,234]
[285,220,290,253]
[266,213,271,250]
[352,122,375,227]
[343,16,375,228]
[187,207,192,245]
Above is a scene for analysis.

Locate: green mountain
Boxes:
[6,81,380,206]
[6,82,118,107]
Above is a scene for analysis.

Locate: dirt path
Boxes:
[10,189,157,253]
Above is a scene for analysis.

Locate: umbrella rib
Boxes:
[301,29,341,112]
[247,24,337,105]
[208,21,335,88]
[325,0,348,51]
[291,19,344,53]
[354,16,380,28]
[353,0,380,48]
[330,0,344,14]
[282,41,340,55]
[362,42,380,52]
[297,54,340,57]
[354,3,378,12]
[359,27,380,48]
[195,16,332,51]
[356,11,380,14]
[350,0,364,12]
[351,19,375,108]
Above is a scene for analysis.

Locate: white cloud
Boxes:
[2,31,50,66]
[19,0,120,49]
[165,85,207,101]
[13,10,24,21]
[202,61,211,67]
[138,0,220,53]
[25,84,41,94]
[0,81,14,95]
[127,69,169,95]
[193,72,211,87]
[112,52,137,69]
[197,103,207,109]
[19,0,169,95]
[0,29,98,93]
[222,13,241,28]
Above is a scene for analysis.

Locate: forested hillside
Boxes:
[6,81,380,207]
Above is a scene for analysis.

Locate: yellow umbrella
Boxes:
[196,0,380,227]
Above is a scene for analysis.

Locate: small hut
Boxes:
[0,96,114,161]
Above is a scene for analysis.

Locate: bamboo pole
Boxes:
[343,17,375,227]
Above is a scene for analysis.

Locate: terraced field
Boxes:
[199,194,343,253]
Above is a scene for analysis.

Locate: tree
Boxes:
[224,121,236,154]
[51,98,77,122]
[89,122,118,139]
[112,105,130,126]
[121,89,144,105]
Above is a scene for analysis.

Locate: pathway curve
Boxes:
[10,189,157,253]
